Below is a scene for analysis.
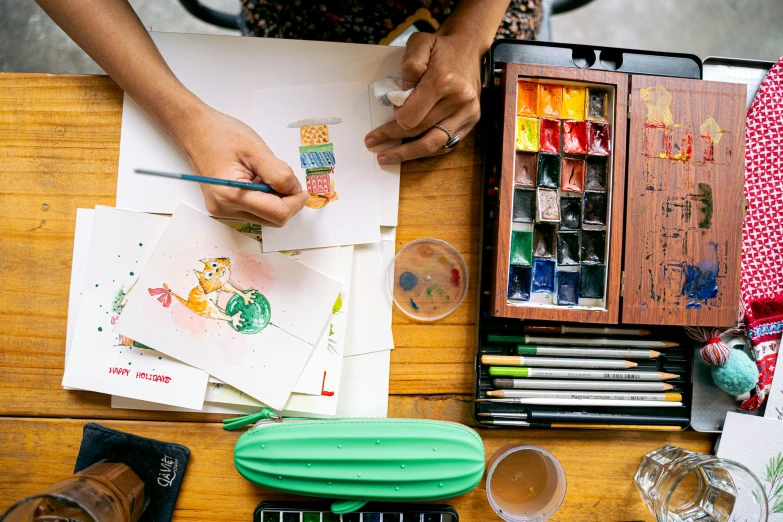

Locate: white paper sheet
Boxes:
[764,365,783,420]
[717,412,783,521]
[250,83,379,251]
[343,228,396,356]
[62,208,209,409]
[114,204,341,409]
[65,209,94,362]
[116,33,403,225]
[112,347,391,418]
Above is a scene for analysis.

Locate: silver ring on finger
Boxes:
[434,124,461,149]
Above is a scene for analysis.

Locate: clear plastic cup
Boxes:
[486,445,567,522]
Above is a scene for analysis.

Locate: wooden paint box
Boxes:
[488,54,746,327]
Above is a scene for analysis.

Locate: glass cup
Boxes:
[1,462,147,522]
[634,445,768,522]
[486,444,567,522]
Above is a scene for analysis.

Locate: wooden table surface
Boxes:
[0,73,715,521]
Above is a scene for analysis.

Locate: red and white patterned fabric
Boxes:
[739,57,783,410]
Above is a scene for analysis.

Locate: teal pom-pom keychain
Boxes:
[685,326,758,396]
[711,349,758,396]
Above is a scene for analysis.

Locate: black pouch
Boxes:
[74,423,190,522]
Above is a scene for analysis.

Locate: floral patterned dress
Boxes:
[241,1,543,43]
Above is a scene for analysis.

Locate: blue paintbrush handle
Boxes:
[135,169,277,194]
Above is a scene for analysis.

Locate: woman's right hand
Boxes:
[177,106,309,227]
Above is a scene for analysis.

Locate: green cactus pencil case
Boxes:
[223,409,485,514]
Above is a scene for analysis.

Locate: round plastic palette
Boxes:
[389,238,468,321]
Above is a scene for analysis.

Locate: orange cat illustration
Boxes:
[149,258,255,329]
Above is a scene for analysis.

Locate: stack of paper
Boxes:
[63,35,403,417]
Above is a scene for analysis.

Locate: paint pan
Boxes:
[560,197,582,230]
[539,118,561,154]
[562,86,586,120]
[531,258,556,294]
[533,223,557,259]
[510,230,533,266]
[585,157,608,191]
[583,191,608,225]
[512,188,536,223]
[581,230,606,264]
[556,270,580,306]
[514,152,537,187]
[390,238,468,321]
[508,265,533,302]
[586,87,609,121]
[536,188,560,222]
[588,122,611,156]
[579,264,606,299]
[563,120,588,155]
[560,157,585,193]
[537,153,561,189]
[537,84,562,119]
[517,80,538,117]
[257,504,458,522]
[557,231,580,266]
[516,117,540,152]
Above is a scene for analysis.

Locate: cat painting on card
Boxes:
[148,257,271,335]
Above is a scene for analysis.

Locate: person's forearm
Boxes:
[437,0,511,56]
[35,0,205,143]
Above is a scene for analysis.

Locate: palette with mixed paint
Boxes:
[390,238,468,321]
[508,78,614,311]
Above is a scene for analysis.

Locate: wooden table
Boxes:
[0,73,715,521]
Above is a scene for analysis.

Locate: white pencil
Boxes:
[481,355,636,369]
[492,378,674,391]
[485,390,683,401]
[476,398,682,408]
[488,367,679,381]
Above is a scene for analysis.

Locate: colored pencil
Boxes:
[487,367,679,381]
[134,168,277,194]
[485,390,682,401]
[514,345,660,359]
[487,334,678,348]
[481,355,636,369]
[479,420,681,431]
[523,325,650,336]
[476,398,682,407]
[492,378,674,391]
[477,411,689,425]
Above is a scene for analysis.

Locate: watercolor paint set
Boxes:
[474,41,750,430]
[254,503,458,522]
[487,42,745,327]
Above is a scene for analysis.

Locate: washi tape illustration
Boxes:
[288,117,342,209]
[148,257,271,334]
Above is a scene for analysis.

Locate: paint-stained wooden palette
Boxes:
[622,76,746,326]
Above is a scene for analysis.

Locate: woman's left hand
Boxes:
[364,31,483,164]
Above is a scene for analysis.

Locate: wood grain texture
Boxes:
[0,415,713,521]
[0,72,715,521]
[492,64,628,323]
[622,75,745,326]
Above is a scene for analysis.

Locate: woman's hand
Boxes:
[177,107,309,226]
[364,31,484,164]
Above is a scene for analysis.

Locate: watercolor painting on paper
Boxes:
[252,82,380,252]
[289,117,342,209]
[62,207,209,409]
[114,204,342,409]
